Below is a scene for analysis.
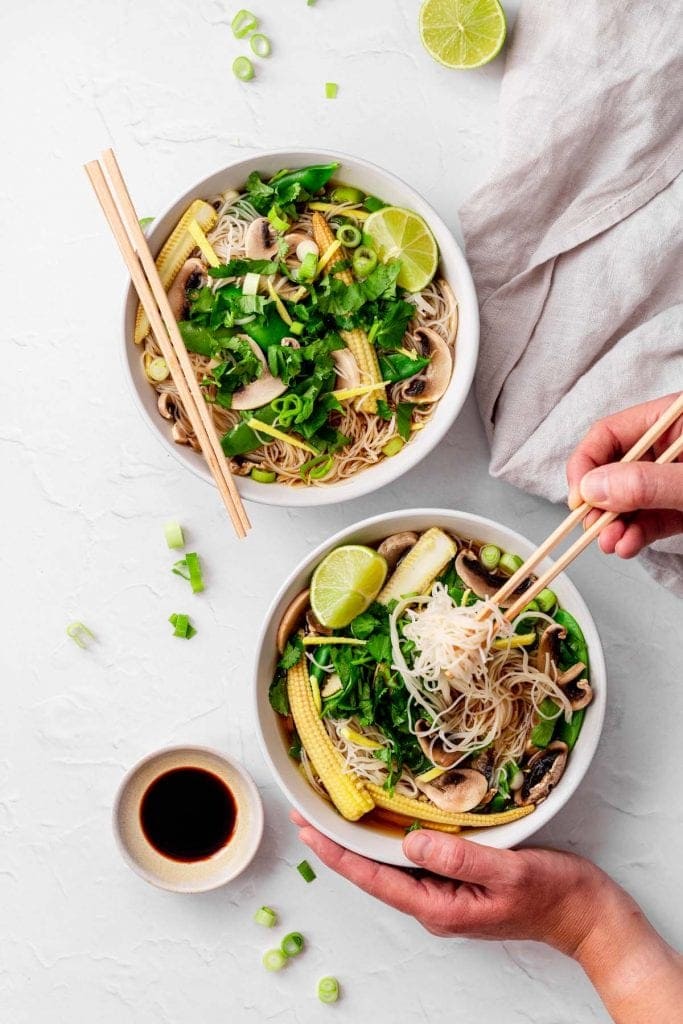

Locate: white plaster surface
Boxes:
[2,2,681,1022]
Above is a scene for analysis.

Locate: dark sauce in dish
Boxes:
[140,767,237,862]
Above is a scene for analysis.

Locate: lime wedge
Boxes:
[419,0,506,70]
[310,545,388,630]
[364,207,439,292]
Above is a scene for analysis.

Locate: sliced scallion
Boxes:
[297,251,318,284]
[231,8,258,37]
[479,544,501,571]
[145,356,170,382]
[499,551,523,576]
[164,520,185,550]
[250,32,271,57]
[253,906,277,928]
[536,588,557,612]
[251,467,276,483]
[325,82,338,99]
[289,320,305,336]
[318,977,340,1004]
[297,859,316,883]
[352,246,377,278]
[267,204,289,232]
[172,553,204,593]
[335,223,361,248]
[66,622,95,649]
[281,932,305,958]
[300,453,334,481]
[381,437,404,457]
[233,55,255,81]
[139,216,154,230]
[262,948,287,972]
[169,613,197,639]
[242,272,260,296]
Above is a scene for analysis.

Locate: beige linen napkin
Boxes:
[460,0,683,594]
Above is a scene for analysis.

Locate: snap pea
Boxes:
[309,644,331,683]
[530,697,561,748]
[557,707,585,750]
[554,609,589,672]
[488,793,509,813]
[271,163,338,199]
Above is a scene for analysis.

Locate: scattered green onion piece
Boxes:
[307,0,317,5]
[523,599,539,613]
[318,977,340,1004]
[146,357,170,382]
[367,320,380,345]
[363,195,386,212]
[297,859,316,883]
[138,216,154,230]
[243,272,260,296]
[499,551,524,576]
[169,613,196,639]
[66,621,95,649]
[281,932,305,958]
[325,82,338,99]
[289,320,305,336]
[479,544,501,571]
[172,558,190,581]
[233,55,255,81]
[185,552,204,593]
[300,453,334,481]
[251,467,277,483]
[164,520,185,550]
[250,32,271,57]
[382,437,404,457]
[262,948,287,972]
[330,186,364,204]
[254,906,277,928]
[352,246,377,278]
[297,251,318,284]
[335,223,361,248]
[268,204,289,231]
[231,8,258,37]
[536,588,557,613]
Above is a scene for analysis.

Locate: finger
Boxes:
[614,510,683,559]
[403,831,518,886]
[580,463,683,513]
[597,518,626,554]
[289,809,308,827]
[297,825,429,916]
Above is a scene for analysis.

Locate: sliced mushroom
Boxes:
[417,767,489,812]
[284,232,319,262]
[306,608,332,637]
[332,349,361,391]
[276,588,310,654]
[377,531,419,571]
[171,421,189,444]
[415,720,459,768]
[227,458,252,477]
[321,673,342,699]
[281,336,301,349]
[468,746,496,785]
[557,665,593,711]
[157,392,177,420]
[167,258,206,321]
[245,217,279,260]
[515,741,568,806]
[399,327,452,403]
[455,550,531,608]
[230,338,287,411]
[534,623,566,673]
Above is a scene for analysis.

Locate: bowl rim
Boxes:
[253,508,607,866]
[120,147,479,507]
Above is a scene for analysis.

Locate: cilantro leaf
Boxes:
[379,352,430,383]
[269,674,290,715]
[209,259,280,277]
[279,635,304,670]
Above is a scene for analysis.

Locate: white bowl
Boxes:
[254,509,606,866]
[122,149,479,507]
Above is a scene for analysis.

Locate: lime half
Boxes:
[364,207,438,292]
[419,0,507,70]
[310,545,388,630]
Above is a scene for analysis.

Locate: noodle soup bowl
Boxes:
[254,509,606,866]
[122,149,478,506]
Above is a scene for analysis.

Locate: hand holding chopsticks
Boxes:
[85,149,251,539]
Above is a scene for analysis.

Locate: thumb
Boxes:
[403,830,516,884]
[580,462,683,513]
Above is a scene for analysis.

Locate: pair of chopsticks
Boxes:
[488,393,683,621]
[84,149,251,539]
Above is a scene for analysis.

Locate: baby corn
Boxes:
[366,784,534,828]
[287,657,374,821]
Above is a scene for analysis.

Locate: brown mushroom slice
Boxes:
[399,327,452,403]
[468,745,496,785]
[157,392,177,420]
[515,741,568,806]
[455,550,530,608]
[332,349,361,391]
[167,258,206,321]
[376,531,419,571]
[230,339,287,411]
[306,608,332,636]
[416,768,489,812]
[557,666,593,711]
[245,217,279,260]
[276,588,310,654]
[534,623,566,673]
[414,720,459,768]
[171,421,189,444]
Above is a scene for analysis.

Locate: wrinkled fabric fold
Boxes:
[460,0,683,594]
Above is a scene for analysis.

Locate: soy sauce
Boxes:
[140,767,237,862]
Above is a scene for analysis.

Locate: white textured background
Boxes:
[2,2,681,1022]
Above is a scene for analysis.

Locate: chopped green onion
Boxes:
[281,932,305,958]
[146,356,169,382]
[289,320,305,336]
[172,553,204,593]
[233,55,255,81]
[297,251,318,284]
[318,977,340,1004]
[164,520,185,550]
[499,551,524,576]
[381,437,404,457]
[297,859,316,883]
[169,613,197,639]
[268,204,290,231]
[363,195,386,212]
[367,320,380,345]
[262,948,287,972]
[325,82,338,99]
[250,32,271,57]
[251,467,277,483]
[242,272,260,296]
[479,544,501,571]
[231,8,258,37]
[335,223,361,248]
[66,621,95,649]
[536,588,557,613]
[523,599,539,613]
[138,216,154,230]
[307,0,317,5]
[253,906,277,928]
[300,453,334,481]
[352,246,378,278]
[330,186,364,204]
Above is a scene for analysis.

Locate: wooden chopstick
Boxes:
[85,152,250,538]
[491,392,683,611]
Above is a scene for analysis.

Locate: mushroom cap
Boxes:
[171,421,188,444]
[455,549,531,608]
[417,767,489,812]
[376,531,419,571]
[332,348,361,390]
[157,392,177,420]
[167,258,205,321]
[276,588,310,654]
[399,326,452,404]
[557,666,593,711]
[229,338,287,411]
[534,622,566,673]
[245,217,279,260]
[415,720,459,768]
[515,741,568,806]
